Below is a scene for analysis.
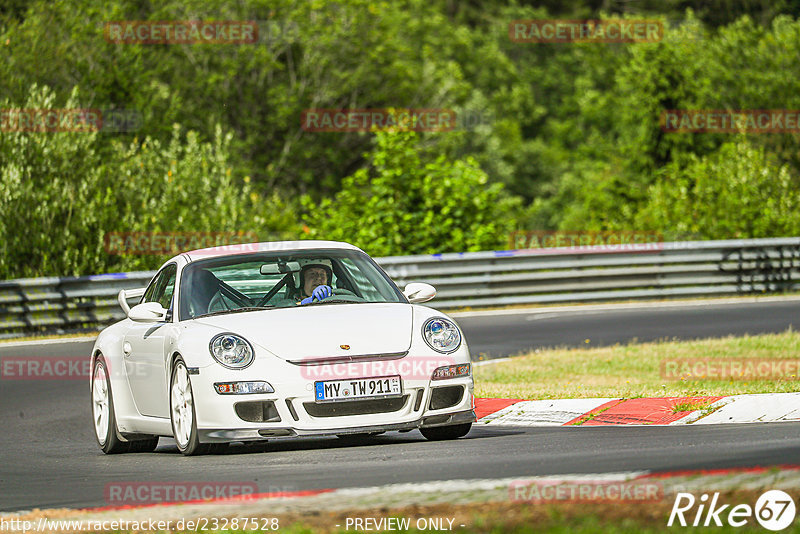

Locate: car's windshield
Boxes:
[179,249,405,319]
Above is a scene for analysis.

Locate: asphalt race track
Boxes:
[2,299,799,512]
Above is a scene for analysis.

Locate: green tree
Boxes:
[636,140,800,239]
[303,131,521,256]
[0,85,298,279]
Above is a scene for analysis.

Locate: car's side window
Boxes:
[158,267,177,310]
[340,258,381,300]
[142,264,177,310]
[141,273,163,304]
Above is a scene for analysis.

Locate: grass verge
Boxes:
[474,330,800,399]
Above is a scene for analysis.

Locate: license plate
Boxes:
[314,376,402,402]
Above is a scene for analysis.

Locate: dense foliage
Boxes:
[304,131,520,256]
[1,0,798,277]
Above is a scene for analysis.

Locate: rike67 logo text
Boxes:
[668,490,796,531]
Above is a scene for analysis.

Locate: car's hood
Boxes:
[192,303,413,361]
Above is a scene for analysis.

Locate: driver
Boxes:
[297,259,334,305]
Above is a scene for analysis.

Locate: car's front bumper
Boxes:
[197,408,476,442]
[190,362,475,443]
[187,333,475,443]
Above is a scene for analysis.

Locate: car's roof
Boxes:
[182,240,362,262]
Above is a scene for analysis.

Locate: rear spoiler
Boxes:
[117,287,146,315]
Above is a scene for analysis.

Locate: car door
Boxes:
[124,264,177,418]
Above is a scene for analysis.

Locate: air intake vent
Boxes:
[235,401,281,423]
[304,395,409,418]
[413,389,424,411]
[285,399,299,421]
[429,385,464,410]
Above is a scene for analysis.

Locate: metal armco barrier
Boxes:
[380,238,800,308]
[1,238,799,338]
[0,272,155,338]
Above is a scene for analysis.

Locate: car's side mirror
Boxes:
[128,302,168,323]
[403,282,436,303]
[117,287,145,315]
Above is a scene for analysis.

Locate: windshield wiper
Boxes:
[196,306,276,318]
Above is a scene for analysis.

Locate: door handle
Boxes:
[123,341,132,357]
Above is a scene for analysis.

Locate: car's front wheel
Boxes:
[92,356,129,454]
[92,356,158,453]
[170,359,207,456]
[420,423,472,441]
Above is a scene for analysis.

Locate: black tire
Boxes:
[419,423,472,441]
[170,358,209,456]
[91,356,130,454]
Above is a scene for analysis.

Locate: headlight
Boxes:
[209,333,254,369]
[422,317,462,353]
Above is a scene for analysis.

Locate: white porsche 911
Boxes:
[90,240,475,455]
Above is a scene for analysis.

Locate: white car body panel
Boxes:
[192,303,414,361]
[123,321,171,417]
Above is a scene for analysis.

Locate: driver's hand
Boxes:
[299,285,332,305]
[312,285,332,301]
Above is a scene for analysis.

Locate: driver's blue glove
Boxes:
[312,285,332,301]
[299,285,332,305]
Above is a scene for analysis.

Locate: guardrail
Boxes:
[1,237,799,338]
[381,238,800,309]
[0,272,154,337]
